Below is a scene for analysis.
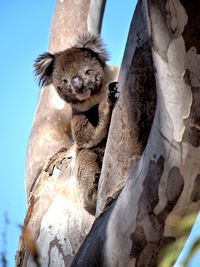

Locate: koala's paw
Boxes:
[83,172,101,215]
[83,186,97,215]
[107,82,119,105]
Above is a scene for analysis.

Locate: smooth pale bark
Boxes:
[71,0,200,266]
[16,1,107,266]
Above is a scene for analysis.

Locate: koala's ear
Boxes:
[34,52,54,87]
[74,32,109,64]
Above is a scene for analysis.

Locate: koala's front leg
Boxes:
[72,82,118,148]
[91,82,119,147]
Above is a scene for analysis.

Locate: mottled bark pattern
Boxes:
[130,157,177,267]
[19,0,200,266]
[71,203,115,267]
[17,146,94,266]
[72,0,200,266]
[166,167,184,202]
[191,174,200,202]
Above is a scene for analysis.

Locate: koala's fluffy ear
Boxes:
[75,32,109,64]
[34,52,54,87]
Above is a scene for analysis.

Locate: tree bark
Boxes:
[16,1,108,266]
[71,0,200,266]
[16,0,200,266]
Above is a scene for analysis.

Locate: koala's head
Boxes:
[34,33,109,111]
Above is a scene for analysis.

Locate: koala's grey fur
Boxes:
[34,32,118,215]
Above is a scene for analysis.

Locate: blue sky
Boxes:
[1,1,55,266]
[0,1,199,266]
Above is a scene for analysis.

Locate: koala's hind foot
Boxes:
[76,147,104,215]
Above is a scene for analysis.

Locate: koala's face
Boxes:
[34,33,109,110]
[52,48,105,104]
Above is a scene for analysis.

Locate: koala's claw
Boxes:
[107,82,119,104]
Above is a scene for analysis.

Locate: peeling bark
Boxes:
[18,0,200,266]
[72,0,200,266]
[16,145,95,267]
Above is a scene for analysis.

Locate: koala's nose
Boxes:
[71,76,83,90]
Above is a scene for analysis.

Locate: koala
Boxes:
[34,32,118,215]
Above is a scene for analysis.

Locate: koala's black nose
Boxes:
[71,76,83,91]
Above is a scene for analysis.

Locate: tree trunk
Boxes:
[16,0,200,266]
[15,1,107,266]
[71,0,200,266]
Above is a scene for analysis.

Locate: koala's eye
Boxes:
[62,78,68,84]
[85,69,94,75]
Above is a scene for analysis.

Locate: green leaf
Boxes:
[176,213,198,235]
[159,212,199,267]
[183,237,200,266]
[159,237,187,267]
